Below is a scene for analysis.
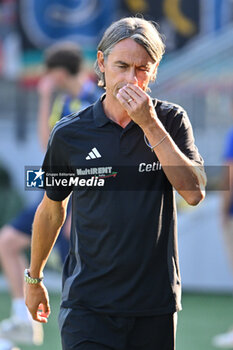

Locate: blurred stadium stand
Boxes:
[152,22,233,165]
[151,22,233,292]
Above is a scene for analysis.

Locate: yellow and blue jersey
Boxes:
[49,80,100,129]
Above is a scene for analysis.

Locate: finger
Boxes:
[36,312,49,323]
[38,302,50,317]
[118,89,136,105]
[116,92,133,111]
[122,86,143,103]
[126,84,148,99]
[37,303,47,316]
[126,85,152,108]
[28,305,44,322]
[35,315,48,323]
[37,303,50,323]
[118,87,139,108]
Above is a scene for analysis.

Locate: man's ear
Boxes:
[97,51,105,73]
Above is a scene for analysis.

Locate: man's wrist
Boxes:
[141,118,167,140]
[138,111,162,131]
[24,269,44,284]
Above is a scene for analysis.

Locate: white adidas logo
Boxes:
[86,147,102,160]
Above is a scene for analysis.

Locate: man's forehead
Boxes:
[113,59,154,68]
[109,38,155,65]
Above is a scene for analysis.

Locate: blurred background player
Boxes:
[0,42,99,350]
[213,103,233,349]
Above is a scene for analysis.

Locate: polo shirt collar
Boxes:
[93,93,136,129]
[93,93,112,127]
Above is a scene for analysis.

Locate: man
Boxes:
[25,17,206,350]
[0,42,98,349]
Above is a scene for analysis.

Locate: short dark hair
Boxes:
[45,42,83,75]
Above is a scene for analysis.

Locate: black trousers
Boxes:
[59,306,177,350]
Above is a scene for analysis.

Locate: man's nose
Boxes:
[127,69,138,85]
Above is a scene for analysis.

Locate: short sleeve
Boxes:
[223,129,233,161]
[169,110,203,165]
[42,128,73,201]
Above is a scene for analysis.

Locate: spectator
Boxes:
[0,42,99,349]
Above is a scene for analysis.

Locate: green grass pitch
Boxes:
[0,292,232,350]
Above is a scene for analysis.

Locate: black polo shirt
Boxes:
[42,94,203,316]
